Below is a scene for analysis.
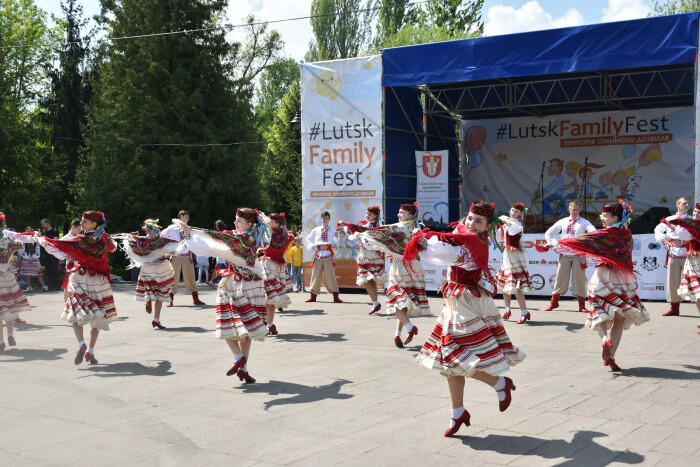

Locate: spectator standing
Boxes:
[40,218,60,290]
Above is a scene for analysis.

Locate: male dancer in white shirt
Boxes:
[305,211,342,303]
[544,200,596,312]
[654,196,690,316]
[161,210,205,307]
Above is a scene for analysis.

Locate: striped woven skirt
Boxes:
[418,290,525,377]
[679,254,700,301]
[356,247,387,286]
[216,275,268,341]
[135,260,174,303]
[20,257,40,277]
[586,267,650,330]
[261,258,292,308]
[63,270,117,330]
[496,249,534,295]
[0,270,30,321]
[385,259,430,316]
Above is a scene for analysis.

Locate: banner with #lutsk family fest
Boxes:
[300,56,383,287]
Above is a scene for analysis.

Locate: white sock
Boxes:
[450,407,466,427]
[520,309,529,319]
[504,306,511,312]
[78,341,85,348]
[87,347,94,355]
[395,330,401,337]
[405,322,415,332]
[234,353,244,362]
[153,318,160,323]
[494,376,506,401]
[242,364,248,372]
[372,300,379,306]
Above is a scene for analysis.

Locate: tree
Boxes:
[425,0,484,37]
[307,0,377,61]
[77,0,281,233]
[255,57,299,134]
[650,0,700,14]
[0,0,60,228]
[260,82,302,226]
[375,0,417,46]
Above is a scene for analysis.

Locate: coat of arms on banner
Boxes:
[422,153,442,178]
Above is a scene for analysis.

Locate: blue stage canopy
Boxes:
[383,13,699,88]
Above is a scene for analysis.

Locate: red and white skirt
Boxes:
[679,254,700,301]
[20,257,40,277]
[386,259,430,316]
[216,275,268,341]
[356,247,387,286]
[0,270,30,321]
[135,260,174,303]
[418,289,525,377]
[261,258,292,308]
[586,267,649,330]
[63,270,117,330]
[496,249,534,294]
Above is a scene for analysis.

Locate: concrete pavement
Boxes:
[2,283,700,466]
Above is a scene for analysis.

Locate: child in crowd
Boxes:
[290,236,304,292]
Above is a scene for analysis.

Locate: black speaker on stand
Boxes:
[628,207,672,234]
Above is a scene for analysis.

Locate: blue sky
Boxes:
[35,0,653,60]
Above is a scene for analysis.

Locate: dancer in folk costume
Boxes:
[0,213,34,351]
[338,205,387,315]
[655,196,691,316]
[20,235,48,292]
[360,202,430,347]
[38,211,117,365]
[161,210,205,307]
[123,219,180,330]
[543,200,596,312]
[497,202,534,323]
[180,208,268,383]
[557,201,650,371]
[59,219,82,301]
[663,203,700,333]
[260,213,294,335]
[406,201,525,437]
[305,211,343,303]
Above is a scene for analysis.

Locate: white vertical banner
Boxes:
[300,56,383,286]
[415,150,449,226]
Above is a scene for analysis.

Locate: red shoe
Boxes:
[145,301,152,314]
[577,296,589,313]
[602,338,613,361]
[267,324,278,335]
[502,310,511,320]
[497,377,516,412]
[236,368,256,383]
[604,358,622,371]
[15,317,26,323]
[305,293,317,303]
[369,304,381,315]
[192,292,205,305]
[74,343,87,365]
[166,293,174,307]
[332,293,343,303]
[444,409,471,437]
[152,320,166,330]
[226,356,246,376]
[662,308,680,316]
[7,335,16,346]
[544,294,560,311]
[394,336,404,348]
[516,312,530,324]
[404,326,418,345]
[85,352,98,365]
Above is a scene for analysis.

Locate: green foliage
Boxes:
[650,0,700,14]
[259,82,302,226]
[76,0,282,233]
[424,0,484,36]
[377,23,479,50]
[308,0,377,61]
[255,57,300,134]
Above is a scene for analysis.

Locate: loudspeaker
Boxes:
[628,207,671,234]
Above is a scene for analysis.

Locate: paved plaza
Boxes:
[2,283,700,466]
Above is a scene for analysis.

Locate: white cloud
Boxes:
[484,1,585,36]
[227,0,313,62]
[601,0,651,22]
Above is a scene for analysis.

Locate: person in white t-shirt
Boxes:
[544,200,596,312]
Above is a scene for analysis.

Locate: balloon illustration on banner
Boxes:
[464,125,487,169]
[623,145,636,158]
[639,143,662,167]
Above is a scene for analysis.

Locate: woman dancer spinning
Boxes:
[260,213,294,335]
[360,203,430,348]
[38,211,117,365]
[406,201,525,437]
[497,202,534,323]
[557,200,650,371]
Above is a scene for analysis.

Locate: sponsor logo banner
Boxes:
[415,150,449,227]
